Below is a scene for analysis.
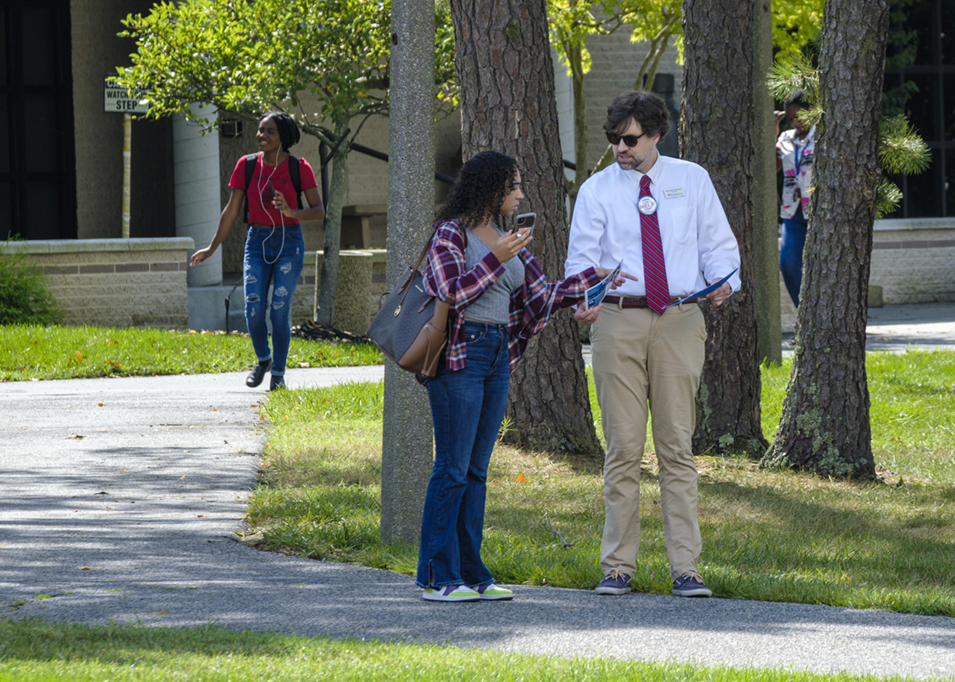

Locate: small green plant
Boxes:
[0,237,64,326]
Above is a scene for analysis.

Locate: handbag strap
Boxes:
[396,230,438,308]
[411,229,436,274]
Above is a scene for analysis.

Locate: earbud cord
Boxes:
[257,151,286,266]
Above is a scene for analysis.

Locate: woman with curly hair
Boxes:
[416,150,632,602]
[191,112,324,390]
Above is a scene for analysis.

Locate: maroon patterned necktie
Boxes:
[639,175,669,314]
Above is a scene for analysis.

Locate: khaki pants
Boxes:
[590,302,706,580]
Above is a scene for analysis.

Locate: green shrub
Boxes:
[0,239,64,325]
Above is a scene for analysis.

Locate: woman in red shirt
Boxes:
[191,113,324,390]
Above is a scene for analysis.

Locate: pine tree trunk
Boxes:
[762,0,889,478]
[450,0,602,454]
[680,0,767,456]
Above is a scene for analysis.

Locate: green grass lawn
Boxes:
[0,619,927,682]
[0,324,382,380]
[249,350,955,617]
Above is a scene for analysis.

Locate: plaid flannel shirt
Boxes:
[423,219,600,372]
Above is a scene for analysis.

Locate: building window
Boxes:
[883,0,955,219]
[0,0,76,239]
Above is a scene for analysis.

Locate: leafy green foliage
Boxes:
[114,0,456,139]
[0,241,63,326]
[767,55,930,218]
[772,0,823,59]
[879,115,931,175]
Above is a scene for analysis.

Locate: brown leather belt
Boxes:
[602,295,687,308]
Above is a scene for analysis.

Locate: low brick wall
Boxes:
[871,219,955,303]
[779,219,955,332]
[4,238,193,329]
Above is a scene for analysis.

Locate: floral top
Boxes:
[423,218,600,372]
[777,126,816,220]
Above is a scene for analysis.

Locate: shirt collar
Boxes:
[624,153,666,190]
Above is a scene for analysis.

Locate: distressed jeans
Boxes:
[416,321,511,589]
[244,225,304,377]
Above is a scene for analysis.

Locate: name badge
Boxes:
[638,196,657,215]
[664,187,686,199]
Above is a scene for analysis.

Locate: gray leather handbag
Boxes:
[367,234,449,377]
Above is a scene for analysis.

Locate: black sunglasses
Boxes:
[606,131,646,147]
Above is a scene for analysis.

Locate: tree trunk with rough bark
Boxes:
[680,0,767,456]
[762,0,889,478]
[316,116,350,329]
[450,0,602,455]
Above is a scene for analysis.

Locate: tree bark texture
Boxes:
[316,116,350,328]
[679,0,767,456]
[450,0,602,454]
[762,0,889,478]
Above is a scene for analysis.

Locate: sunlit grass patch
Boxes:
[0,324,382,381]
[0,619,922,682]
[247,351,955,616]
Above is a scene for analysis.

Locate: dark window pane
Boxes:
[906,74,940,140]
[25,182,58,239]
[946,150,955,217]
[943,0,955,66]
[23,94,57,172]
[0,94,8,173]
[0,182,11,236]
[21,7,55,87]
[904,147,942,217]
[945,74,955,140]
[905,0,935,66]
[0,10,7,86]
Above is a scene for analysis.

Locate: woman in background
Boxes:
[775,91,815,308]
[191,112,324,390]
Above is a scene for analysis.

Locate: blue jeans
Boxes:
[780,212,807,308]
[244,225,304,377]
[416,321,511,589]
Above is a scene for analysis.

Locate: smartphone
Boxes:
[515,212,536,238]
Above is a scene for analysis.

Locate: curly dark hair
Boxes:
[261,111,301,151]
[603,91,670,141]
[434,150,519,228]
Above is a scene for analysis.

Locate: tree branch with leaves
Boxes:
[114,0,456,328]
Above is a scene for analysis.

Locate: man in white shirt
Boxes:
[565,91,741,598]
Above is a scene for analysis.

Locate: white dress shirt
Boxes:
[565,154,741,299]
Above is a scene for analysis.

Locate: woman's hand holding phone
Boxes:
[491,230,531,263]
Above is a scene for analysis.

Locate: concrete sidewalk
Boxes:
[1,304,953,680]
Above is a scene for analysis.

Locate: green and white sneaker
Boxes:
[475,582,514,600]
[422,585,480,602]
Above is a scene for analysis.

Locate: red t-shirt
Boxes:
[229,153,318,226]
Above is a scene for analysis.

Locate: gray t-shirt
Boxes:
[464,225,525,324]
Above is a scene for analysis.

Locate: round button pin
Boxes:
[638,196,657,215]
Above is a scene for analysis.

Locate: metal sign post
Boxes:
[104,76,148,238]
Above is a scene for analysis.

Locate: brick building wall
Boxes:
[5,238,191,329]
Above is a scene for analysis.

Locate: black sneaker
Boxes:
[595,570,632,595]
[246,359,272,388]
[269,375,286,391]
[671,571,712,597]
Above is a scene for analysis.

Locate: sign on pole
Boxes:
[104,75,148,114]
[104,75,145,237]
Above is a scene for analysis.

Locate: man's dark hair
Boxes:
[435,150,519,228]
[261,111,301,151]
[603,91,670,140]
